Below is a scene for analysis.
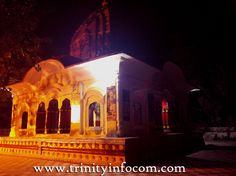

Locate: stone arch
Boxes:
[0,88,13,136]
[83,89,105,135]
[47,99,59,134]
[21,111,28,129]
[84,88,104,100]
[88,102,100,127]
[60,98,71,133]
[36,102,46,134]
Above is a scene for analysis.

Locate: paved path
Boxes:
[187,150,236,163]
[0,154,236,176]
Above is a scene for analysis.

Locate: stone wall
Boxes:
[203,127,236,141]
[0,138,125,165]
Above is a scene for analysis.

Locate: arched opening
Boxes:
[47,99,59,134]
[162,99,169,129]
[0,88,13,136]
[60,99,71,133]
[36,102,46,134]
[88,102,100,127]
[21,112,28,129]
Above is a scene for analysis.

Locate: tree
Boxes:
[0,0,50,86]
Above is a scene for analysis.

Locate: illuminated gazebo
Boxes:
[0,53,177,165]
[3,53,166,138]
[0,1,202,165]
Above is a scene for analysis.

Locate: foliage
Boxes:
[0,0,49,86]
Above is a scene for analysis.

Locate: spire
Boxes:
[102,0,108,7]
[70,0,111,60]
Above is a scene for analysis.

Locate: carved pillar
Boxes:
[101,96,106,136]
[9,103,17,137]
[79,82,85,135]
[115,78,120,136]
[44,101,49,134]
[27,101,37,137]
[57,99,63,134]
[104,92,107,136]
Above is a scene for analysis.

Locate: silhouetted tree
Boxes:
[0,0,50,86]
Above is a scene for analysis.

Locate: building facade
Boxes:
[0,53,177,138]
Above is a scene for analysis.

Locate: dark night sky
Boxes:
[36,0,236,104]
[37,0,236,64]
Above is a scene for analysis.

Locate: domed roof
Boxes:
[23,59,64,85]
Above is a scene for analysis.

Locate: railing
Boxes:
[0,138,125,165]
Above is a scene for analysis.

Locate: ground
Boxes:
[0,139,236,175]
[0,147,236,176]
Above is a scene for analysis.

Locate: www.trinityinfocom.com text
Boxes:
[33,162,186,175]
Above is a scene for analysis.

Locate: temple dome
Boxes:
[23,59,64,85]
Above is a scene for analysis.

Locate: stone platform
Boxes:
[0,137,126,166]
[0,133,204,166]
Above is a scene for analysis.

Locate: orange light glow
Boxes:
[71,55,121,93]
[86,58,120,92]
[9,127,16,137]
[71,104,80,123]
